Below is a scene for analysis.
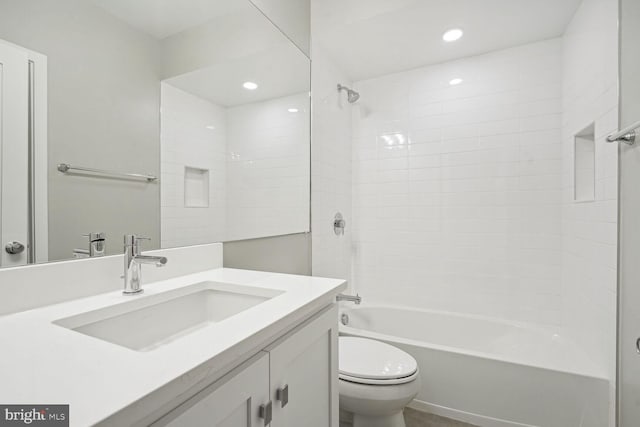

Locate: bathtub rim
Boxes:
[339,303,607,380]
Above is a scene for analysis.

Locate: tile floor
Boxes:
[340,408,478,427]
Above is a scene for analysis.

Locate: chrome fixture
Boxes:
[336,293,362,305]
[606,119,640,145]
[341,313,350,326]
[5,241,25,255]
[57,163,158,182]
[123,234,167,295]
[337,84,360,103]
[334,212,346,236]
[73,232,106,258]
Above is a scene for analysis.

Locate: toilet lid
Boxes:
[339,337,418,381]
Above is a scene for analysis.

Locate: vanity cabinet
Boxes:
[156,353,270,427]
[267,304,339,426]
[151,304,338,427]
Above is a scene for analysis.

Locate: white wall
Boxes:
[224,233,310,275]
[226,93,310,241]
[161,83,227,249]
[560,0,618,416]
[617,0,640,422]
[0,0,161,260]
[161,5,287,79]
[310,46,353,282]
[249,0,310,57]
[350,39,564,325]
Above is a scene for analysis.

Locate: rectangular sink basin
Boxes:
[54,282,283,351]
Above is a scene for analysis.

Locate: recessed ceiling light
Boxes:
[288,108,299,113]
[443,28,464,42]
[449,78,463,86]
[205,125,216,130]
[243,81,258,90]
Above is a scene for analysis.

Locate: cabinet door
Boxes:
[267,304,339,427]
[152,353,270,427]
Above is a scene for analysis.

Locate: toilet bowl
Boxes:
[339,336,420,427]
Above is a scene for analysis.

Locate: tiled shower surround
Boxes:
[561,0,618,410]
[161,84,310,248]
[306,0,619,424]
[346,0,617,394]
[337,1,618,411]
[351,39,566,325]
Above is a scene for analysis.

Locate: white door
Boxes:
[0,41,29,267]
[266,304,339,427]
[151,353,271,427]
[618,0,640,424]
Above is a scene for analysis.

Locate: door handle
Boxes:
[5,241,25,255]
[276,384,289,408]
[636,337,640,354]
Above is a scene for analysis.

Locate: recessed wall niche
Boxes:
[184,167,210,208]
[574,123,596,202]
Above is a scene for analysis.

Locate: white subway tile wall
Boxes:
[351,39,565,325]
[226,93,310,241]
[161,84,310,247]
[161,83,227,248]
[561,0,618,415]
[311,46,353,281]
[311,0,618,420]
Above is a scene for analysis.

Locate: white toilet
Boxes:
[339,336,420,427]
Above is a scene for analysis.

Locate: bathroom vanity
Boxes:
[0,244,345,426]
[0,1,340,425]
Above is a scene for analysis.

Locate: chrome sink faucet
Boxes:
[73,232,106,258]
[123,234,167,295]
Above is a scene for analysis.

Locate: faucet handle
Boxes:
[83,232,105,241]
[123,234,151,246]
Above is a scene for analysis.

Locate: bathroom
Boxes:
[0,0,638,426]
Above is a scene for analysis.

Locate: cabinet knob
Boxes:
[276,384,289,408]
[259,401,272,425]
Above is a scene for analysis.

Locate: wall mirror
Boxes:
[0,0,311,267]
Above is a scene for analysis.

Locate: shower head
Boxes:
[337,84,360,103]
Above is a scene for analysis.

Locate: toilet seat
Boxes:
[339,337,418,385]
[339,370,419,385]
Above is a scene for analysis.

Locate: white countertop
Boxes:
[0,268,346,426]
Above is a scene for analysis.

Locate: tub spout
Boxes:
[336,293,362,305]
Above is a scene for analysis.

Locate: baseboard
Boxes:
[408,399,538,427]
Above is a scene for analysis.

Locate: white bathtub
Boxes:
[340,304,609,427]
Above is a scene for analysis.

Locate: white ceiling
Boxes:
[165,43,310,107]
[313,0,583,81]
[86,0,309,107]
[87,0,247,39]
